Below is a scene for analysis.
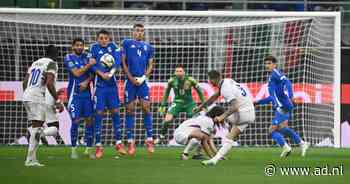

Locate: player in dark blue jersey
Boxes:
[122,23,155,155]
[88,29,126,158]
[255,55,309,157]
[64,38,95,159]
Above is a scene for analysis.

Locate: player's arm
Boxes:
[191,77,206,104]
[189,129,214,157]
[121,55,139,85]
[159,80,172,114]
[22,73,30,91]
[201,135,215,158]
[194,91,220,113]
[79,74,93,92]
[283,78,294,100]
[145,58,154,78]
[208,136,218,154]
[216,99,239,122]
[71,61,96,78]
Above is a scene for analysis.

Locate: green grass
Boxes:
[0,146,349,184]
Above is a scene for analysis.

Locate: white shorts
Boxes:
[174,127,195,145]
[226,109,255,132]
[24,102,58,123]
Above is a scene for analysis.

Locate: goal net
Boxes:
[0,9,341,147]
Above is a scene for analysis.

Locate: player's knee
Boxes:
[141,103,150,113]
[111,108,119,115]
[165,114,173,122]
[126,104,134,115]
[32,121,44,127]
[84,118,92,126]
[96,111,105,116]
[279,121,288,129]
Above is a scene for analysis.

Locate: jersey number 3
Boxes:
[236,84,247,97]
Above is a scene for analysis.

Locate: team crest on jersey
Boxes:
[108,47,112,53]
[68,61,75,68]
[98,50,103,54]
[131,44,136,48]
[183,80,191,90]
[144,45,147,51]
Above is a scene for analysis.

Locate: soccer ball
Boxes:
[100,53,115,68]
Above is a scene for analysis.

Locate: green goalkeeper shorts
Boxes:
[167,102,196,118]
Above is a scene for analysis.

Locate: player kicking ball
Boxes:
[194,70,255,166]
[255,56,309,157]
[174,106,225,160]
[23,45,64,166]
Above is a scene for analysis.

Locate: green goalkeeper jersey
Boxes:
[161,75,205,106]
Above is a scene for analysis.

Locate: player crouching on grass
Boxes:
[174,106,225,160]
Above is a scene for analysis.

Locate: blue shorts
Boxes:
[68,97,93,120]
[124,80,150,104]
[272,109,291,125]
[94,86,120,111]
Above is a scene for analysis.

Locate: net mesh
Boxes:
[0,12,336,146]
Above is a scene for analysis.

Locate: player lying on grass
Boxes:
[194,70,255,166]
[158,65,205,144]
[174,106,225,160]
[255,55,309,157]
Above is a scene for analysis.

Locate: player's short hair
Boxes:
[72,38,84,45]
[206,106,225,119]
[264,55,277,64]
[45,45,58,59]
[175,64,184,69]
[133,23,144,29]
[208,70,221,80]
[97,29,110,37]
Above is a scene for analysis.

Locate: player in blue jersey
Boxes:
[122,23,155,155]
[88,29,126,158]
[64,38,95,159]
[255,55,310,157]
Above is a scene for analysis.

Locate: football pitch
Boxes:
[0,146,348,184]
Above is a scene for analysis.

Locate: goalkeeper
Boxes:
[158,65,206,141]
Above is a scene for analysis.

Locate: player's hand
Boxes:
[192,106,202,113]
[214,116,224,123]
[79,82,88,92]
[130,77,141,86]
[55,100,64,113]
[87,59,96,67]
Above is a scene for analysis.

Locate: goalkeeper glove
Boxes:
[158,106,166,115]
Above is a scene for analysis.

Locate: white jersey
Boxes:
[23,58,58,103]
[219,78,254,112]
[178,115,215,135]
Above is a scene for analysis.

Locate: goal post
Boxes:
[0,8,341,147]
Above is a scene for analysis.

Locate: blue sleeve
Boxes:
[113,50,121,69]
[256,96,273,105]
[268,83,279,108]
[283,78,294,99]
[64,55,77,72]
[121,39,128,57]
[87,44,97,59]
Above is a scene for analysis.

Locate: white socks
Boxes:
[26,127,39,162]
[183,138,200,154]
[212,139,233,162]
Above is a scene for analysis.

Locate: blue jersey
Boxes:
[264,69,294,110]
[122,39,154,77]
[64,53,92,99]
[88,42,121,87]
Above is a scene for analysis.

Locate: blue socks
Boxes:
[85,123,93,147]
[112,113,121,142]
[144,113,153,139]
[126,114,135,141]
[94,113,103,145]
[271,131,286,147]
[279,127,301,144]
[70,121,79,147]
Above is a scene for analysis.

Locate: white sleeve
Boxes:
[220,79,238,102]
[200,118,214,135]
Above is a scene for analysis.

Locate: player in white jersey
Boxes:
[194,70,255,166]
[22,45,64,167]
[174,106,225,160]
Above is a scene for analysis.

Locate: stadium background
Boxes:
[0,0,348,146]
